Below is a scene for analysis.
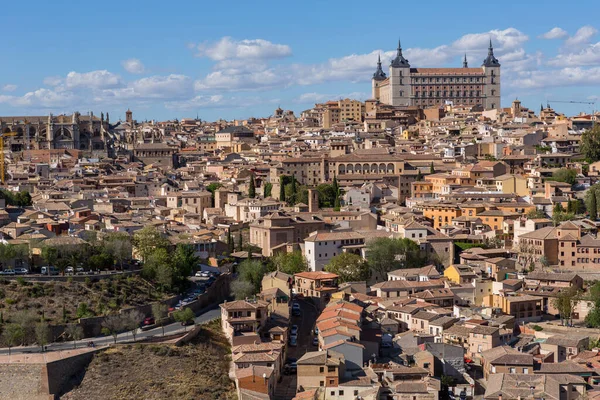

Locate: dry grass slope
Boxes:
[62,319,237,400]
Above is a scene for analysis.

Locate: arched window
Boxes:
[338,164,346,175]
[355,164,362,174]
[371,164,378,173]
[379,163,386,173]
[387,163,394,173]
[347,164,354,174]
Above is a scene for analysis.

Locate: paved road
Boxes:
[274,299,318,400]
[0,306,221,355]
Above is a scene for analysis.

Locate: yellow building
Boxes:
[422,203,462,230]
[444,264,478,284]
[494,174,528,196]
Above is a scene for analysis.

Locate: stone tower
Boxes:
[482,39,501,110]
[371,54,387,102]
[126,109,133,124]
[389,40,411,107]
[308,189,319,213]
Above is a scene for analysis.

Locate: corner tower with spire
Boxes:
[481,39,501,110]
[389,39,411,106]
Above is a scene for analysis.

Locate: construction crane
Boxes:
[546,100,596,127]
[0,131,17,185]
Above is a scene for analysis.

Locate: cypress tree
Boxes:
[591,191,598,221]
[279,176,286,202]
[430,162,435,174]
[248,175,256,198]
[237,230,243,251]
[416,169,422,181]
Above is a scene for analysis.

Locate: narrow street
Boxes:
[274,298,318,400]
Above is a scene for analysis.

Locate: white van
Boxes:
[41,266,59,276]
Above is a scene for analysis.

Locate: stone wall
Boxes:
[45,351,97,397]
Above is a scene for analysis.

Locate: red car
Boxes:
[143,317,155,326]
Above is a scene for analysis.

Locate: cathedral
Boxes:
[0,112,111,152]
[372,40,501,110]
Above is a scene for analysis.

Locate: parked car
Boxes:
[314,326,319,335]
[292,302,301,316]
[41,266,59,276]
[66,267,74,274]
[312,337,319,346]
[143,317,155,326]
[284,358,297,375]
[289,335,298,347]
[194,271,204,277]
[381,341,393,348]
[290,325,298,335]
[14,268,29,275]
[0,269,15,275]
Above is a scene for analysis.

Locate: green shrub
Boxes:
[16,277,27,286]
[5,298,17,305]
[532,325,543,331]
[84,277,92,287]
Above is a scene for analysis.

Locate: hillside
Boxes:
[61,319,236,400]
[0,275,169,327]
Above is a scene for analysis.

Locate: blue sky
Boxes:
[1,0,599,121]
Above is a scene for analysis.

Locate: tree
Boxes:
[64,324,84,349]
[133,226,169,262]
[416,169,423,182]
[553,203,565,213]
[587,187,599,220]
[123,310,145,341]
[366,237,424,282]
[173,243,199,279]
[143,247,171,283]
[76,302,95,319]
[238,259,268,294]
[580,125,600,162]
[316,183,336,207]
[173,308,195,331]
[56,258,70,276]
[324,253,370,283]
[2,323,24,355]
[238,230,243,251]
[151,303,169,336]
[526,208,547,219]
[553,287,580,326]
[104,232,132,269]
[227,230,234,254]
[12,311,38,345]
[430,162,435,174]
[41,246,58,271]
[272,251,308,275]
[263,182,273,198]
[539,256,550,270]
[0,244,16,269]
[248,175,256,198]
[206,182,222,207]
[279,175,287,202]
[231,279,255,300]
[585,282,600,328]
[552,211,575,226]
[102,314,124,344]
[35,322,51,352]
[550,168,577,185]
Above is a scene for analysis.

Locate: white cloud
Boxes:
[565,25,598,47]
[2,84,17,92]
[43,76,63,86]
[194,28,531,92]
[165,94,275,110]
[549,42,600,67]
[99,74,193,102]
[65,70,122,89]
[0,88,79,108]
[509,67,600,89]
[194,37,292,61]
[122,58,145,74]
[539,27,568,40]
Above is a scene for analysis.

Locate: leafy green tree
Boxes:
[526,208,547,219]
[206,182,222,207]
[2,323,24,355]
[76,303,95,319]
[41,246,58,270]
[173,244,199,278]
[133,226,169,262]
[550,168,577,185]
[272,251,307,275]
[0,244,16,269]
[123,310,145,341]
[151,303,169,336]
[143,248,171,281]
[553,203,565,213]
[173,308,195,331]
[585,282,600,328]
[317,183,336,207]
[238,259,268,294]
[553,287,580,326]
[366,237,424,282]
[56,258,70,276]
[231,279,256,300]
[248,175,256,198]
[263,182,273,198]
[552,211,575,226]
[324,253,370,282]
[64,324,84,349]
[580,124,600,162]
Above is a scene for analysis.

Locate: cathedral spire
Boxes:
[482,38,500,67]
[463,53,468,68]
[372,53,387,81]
[391,38,410,68]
